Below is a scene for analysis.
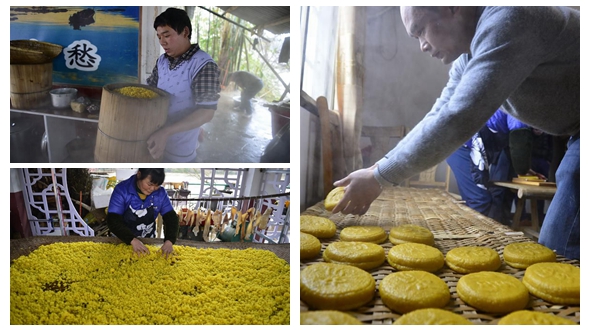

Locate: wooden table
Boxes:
[492,181,557,239]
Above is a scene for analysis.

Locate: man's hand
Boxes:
[130,238,150,257]
[146,128,170,160]
[331,165,383,215]
[160,240,174,259]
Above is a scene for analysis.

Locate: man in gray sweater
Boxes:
[332,7,579,260]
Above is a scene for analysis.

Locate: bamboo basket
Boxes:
[10,62,53,109]
[94,83,170,163]
[10,40,63,65]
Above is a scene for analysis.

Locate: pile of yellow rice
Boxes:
[115,86,158,99]
[10,242,290,325]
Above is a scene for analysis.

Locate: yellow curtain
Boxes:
[336,6,366,173]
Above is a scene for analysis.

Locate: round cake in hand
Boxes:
[300,310,363,325]
[387,242,444,273]
[522,262,580,305]
[300,232,322,260]
[301,263,375,311]
[503,242,556,269]
[323,241,385,270]
[498,310,577,325]
[388,224,434,246]
[394,308,472,325]
[379,270,450,314]
[300,215,337,238]
[445,246,501,273]
[324,186,345,211]
[340,226,387,244]
[457,271,529,314]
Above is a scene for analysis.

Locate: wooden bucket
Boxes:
[94,83,170,162]
[10,63,53,109]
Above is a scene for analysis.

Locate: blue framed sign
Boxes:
[10,6,140,87]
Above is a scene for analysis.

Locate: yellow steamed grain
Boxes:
[10,242,290,325]
[116,86,158,99]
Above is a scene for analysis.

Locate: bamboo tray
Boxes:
[300,187,579,325]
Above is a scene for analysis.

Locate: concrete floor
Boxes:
[196,90,273,163]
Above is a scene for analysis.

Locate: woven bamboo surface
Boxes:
[300,187,580,325]
[11,236,290,265]
[10,40,63,64]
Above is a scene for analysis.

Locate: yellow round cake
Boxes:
[300,232,322,260]
[522,262,580,305]
[498,310,577,325]
[387,242,444,273]
[393,308,472,325]
[324,186,345,212]
[379,270,450,314]
[300,310,363,325]
[445,246,501,273]
[300,263,375,311]
[503,242,556,269]
[457,271,529,314]
[388,224,434,246]
[340,226,388,244]
[323,241,385,270]
[300,215,337,238]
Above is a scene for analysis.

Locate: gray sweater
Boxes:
[375,6,579,186]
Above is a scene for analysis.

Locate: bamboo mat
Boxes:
[300,187,580,325]
[10,236,290,265]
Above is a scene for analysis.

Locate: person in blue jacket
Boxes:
[106,168,179,258]
[447,110,552,225]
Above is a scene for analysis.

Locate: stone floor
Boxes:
[196,90,274,163]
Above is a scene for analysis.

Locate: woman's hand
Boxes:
[130,238,150,257]
[146,128,170,160]
[160,240,174,259]
[331,165,383,215]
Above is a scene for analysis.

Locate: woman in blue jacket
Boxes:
[106,168,179,258]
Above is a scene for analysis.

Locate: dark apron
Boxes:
[122,198,156,238]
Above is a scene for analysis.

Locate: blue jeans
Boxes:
[538,134,580,260]
[447,147,491,215]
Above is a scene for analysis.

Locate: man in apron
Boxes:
[146,8,221,163]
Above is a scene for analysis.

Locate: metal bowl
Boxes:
[50,88,77,108]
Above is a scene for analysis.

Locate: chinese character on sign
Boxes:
[64,40,102,71]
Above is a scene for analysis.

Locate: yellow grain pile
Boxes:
[10,242,290,325]
[116,86,158,99]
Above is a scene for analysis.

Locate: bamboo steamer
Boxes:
[10,62,53,109]
[94,83,170,162]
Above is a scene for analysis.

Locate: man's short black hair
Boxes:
[137,168,166,186]
[154,7,192,40]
